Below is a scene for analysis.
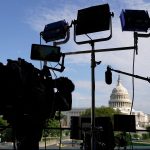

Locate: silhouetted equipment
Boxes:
[0,58,75,150]
[105,65,150,84]
[105,66,112,85]
[75,4,111,35]
[31,44,66,72]
[31,44,61,62]
[120,9,150,32]
[54,77,74,111]
[70,116,115,150]
[40,20,69,42]
[114,114,136,132]
[0,58,74,116]
[70,116,80,140]
[73,3,113,45]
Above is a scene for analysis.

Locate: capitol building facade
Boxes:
[108,76,150,129]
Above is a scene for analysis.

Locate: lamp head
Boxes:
[75,3,111,35]
[41,20,68,42]
[120,9,150,32]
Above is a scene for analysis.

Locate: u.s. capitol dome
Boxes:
[109,76,132,114]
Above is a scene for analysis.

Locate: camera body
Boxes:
[0,58,74,150]
[0,58,75,123]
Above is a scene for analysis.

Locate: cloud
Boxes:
[75,80,91,90]
[72,80,115,108]
[65,26,134,72]
[72,92,91,108]
[122,0,150,10]
[25,3,78,32]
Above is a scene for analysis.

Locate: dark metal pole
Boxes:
[110,67,150,83]
[91,42,96,150]
[64,46,135,56]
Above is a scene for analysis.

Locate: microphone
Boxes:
[105,66,112,85]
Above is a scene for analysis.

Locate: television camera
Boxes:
[0,57,74,118]
[0,44,74,150]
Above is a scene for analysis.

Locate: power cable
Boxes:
[129,46,136,150]
[130,48,136,115]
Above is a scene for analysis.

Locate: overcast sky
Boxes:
[0,0,150,113]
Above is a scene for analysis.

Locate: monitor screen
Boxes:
[31,44,61,62]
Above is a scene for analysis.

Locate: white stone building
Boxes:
[109,76,132,114]
[108,76,150,129]
[62,108,86,127]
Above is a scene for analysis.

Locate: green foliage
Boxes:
[1,128,13,142]
[132,133,140,139]
[65,130,70,136]
[142,133,149,140]
[0,116,13,142]
[0,116,8,127]
[114,132,132,146]
[81,106,121,117]
[43,118,60,137]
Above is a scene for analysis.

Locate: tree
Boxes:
[81,106,121,118]
[0,116,13,142]
[0,117,8,126]
[43,118,60,137]
[142,133,149,140]
[42,111,66,138]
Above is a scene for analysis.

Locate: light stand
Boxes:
[73,3,113,150]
